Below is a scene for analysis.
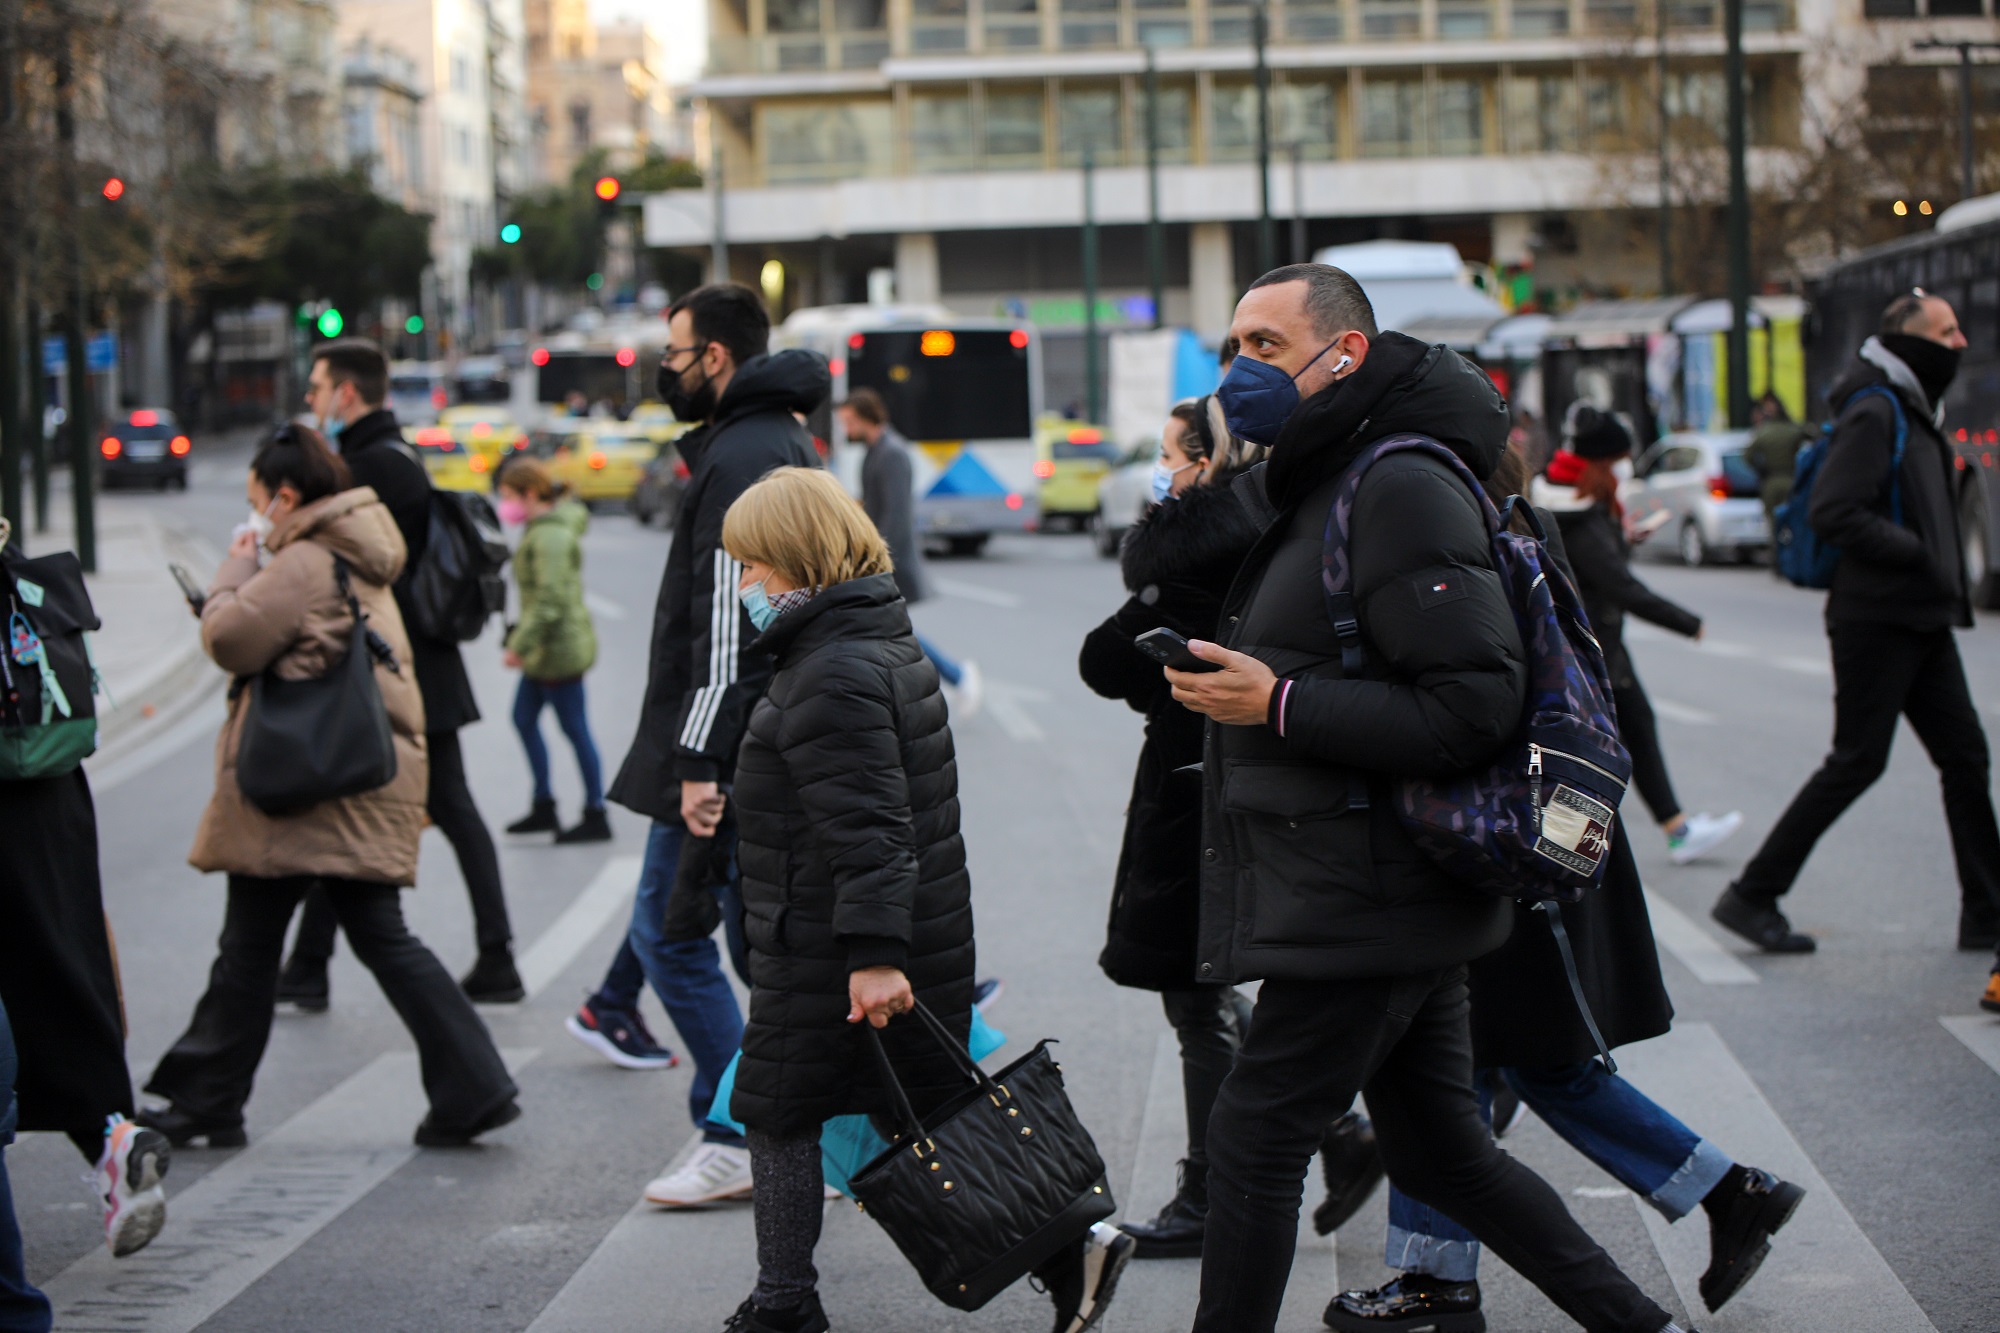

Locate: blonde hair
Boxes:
[722,466,892,590]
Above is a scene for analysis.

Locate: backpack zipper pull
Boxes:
[1528,742,1544,831]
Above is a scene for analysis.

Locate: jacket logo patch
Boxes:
[1416,576,1468,609]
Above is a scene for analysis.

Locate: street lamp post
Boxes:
[1655,0,1672,296]
[56,37,93,571]
[710,133,729,282]
[1253,0,1275,274]
[0,0,21,543]
[1290,141,1306,263]
[1082,147,1102,424]
[1723,0,1750,430]
[1145,46,1164,330]
[1914,39,2000,204]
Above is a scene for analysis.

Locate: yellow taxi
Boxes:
[405,423,494,493]
[530,422,657,505]
[627,402,695,449]
[1033,414,1123,531]
[438,405,530,466]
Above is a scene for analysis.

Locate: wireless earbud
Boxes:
[1332,355,1354,376]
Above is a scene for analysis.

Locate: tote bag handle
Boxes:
[861,999,1008,1144]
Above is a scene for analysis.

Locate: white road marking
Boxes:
[1643,890,1762,985]
[513,855,645,1001]
[41,1048,537,1333]
[582,591,627,621]
[1650,697,1718,725]
[930,577,1023,609]
[1618,1024,1938,1332]
[86,690,227,796]
[982,681,1047,743]
[1939,1015,2000,1078]
[1573,1185,1633,1199]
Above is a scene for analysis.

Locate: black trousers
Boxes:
[146,875,517,1129]
[1161,986,1249,1169]
[1194,970,1669,1333]
[290,730,512,965]
[1737,621,2000,917]
[1612,675,1680,827]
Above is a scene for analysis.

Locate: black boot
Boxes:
[1118,1159,1207,1258]
[276,954,329,1012]
[555,806,612,844]
[506,799,559,835]
[413,1098,522,1147]
[135,1103,248,1149]
[1959,898,2000,950]
[721,1293,829,1333]
[1699,1165,1805,1312]
[1711,886,1815,953]
[459,947,526,1003]
[1312,1112,1386,1236]
[1324,1274,1484,1332]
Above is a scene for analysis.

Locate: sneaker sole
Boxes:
[1701,1180,1806,1312]
[643,1181,754,1208]
[1070,1232,1134,1331]
[564,1015,678,1070]
[107,1184,167,1258]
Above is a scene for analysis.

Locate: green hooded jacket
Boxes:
[507,500,597,681]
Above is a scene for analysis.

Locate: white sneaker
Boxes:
[90,1114,169,1257]
[643,1143,753,1207]
[1668,810,1744,865]
[951,660,984,719]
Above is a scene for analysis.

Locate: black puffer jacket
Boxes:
[730,574,975,1134]
[1079,481,1262,990]
[1812,342,1970,630]
[1197,332,1521,985]
[609,351,828,821]
[1537,492,1701,687]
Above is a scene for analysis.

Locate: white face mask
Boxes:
[245,498,278,544]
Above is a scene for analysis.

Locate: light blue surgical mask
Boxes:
[1151,459,1196,504]
[318,413,346,441]
[739,580,779,632]
[1215,342,1352,447]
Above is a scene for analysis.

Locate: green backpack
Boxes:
[1,534,103,779]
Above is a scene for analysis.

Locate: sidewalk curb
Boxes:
[92,521,227,760]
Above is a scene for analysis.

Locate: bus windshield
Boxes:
[846,330,1031,441]
[537,354,627,408]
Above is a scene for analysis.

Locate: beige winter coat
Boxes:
[188,487,429,886]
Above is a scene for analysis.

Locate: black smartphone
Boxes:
[169,562,205,613]
[1134,626,1221,673]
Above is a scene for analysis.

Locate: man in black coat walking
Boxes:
[1166,264,1685,1333]
[1713,291,2000,973]
[282,339,520,1003]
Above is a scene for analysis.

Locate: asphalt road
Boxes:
[11,438,2000,1333]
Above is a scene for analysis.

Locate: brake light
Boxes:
[100,436,121,458]
[416,427,453,448]
[169,435,191,456]
[615,347,636,367]
[1009,329,1029,349]
[513,438,527,450]
[1032,459,1055,479]
[1707,475,1729,500]
[1067,427,1102,445]
[588,451,607,470]
[432,388,448,408]
[469,454,490,473]
[919,330,955,357]
[829,358,845,377]
[847,333,865,350]
[1005,493,1024,510]
[129,409,158,427]
[531,347,550,366]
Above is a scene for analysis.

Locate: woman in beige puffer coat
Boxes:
[140,426,518,1150]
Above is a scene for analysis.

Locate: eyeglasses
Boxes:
[661,344,702,363]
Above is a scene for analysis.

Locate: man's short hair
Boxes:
[841,387,887,426]
[668,283,771,367]
[1880,291,1936,337]
[314,338,388,408]
[1247,263,1380,340]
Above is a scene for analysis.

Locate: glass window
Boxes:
[1861,0,1916,13]
[1137,16,1194,42]
[1583,75,1628,143]
[1666,0,1715,23]
[1277,81,1338,155]
[1433,78,1483,153]
[1359,0,1421,38]
[834,0,885,27]
[1510,0,1570,32]
[985,88,1046,160]
[763,100,893,181]
[840,36,889,64]
[1583,0,1636,27]
[1144,84,1193,160]
[1666,69,1725,122]
[1210,4,1253,40]
[986,0,1044,43]
[1504,72,1576,151]
[1209,82,1262,159]
[913,91,975,165]
[1061,0,1120,46]
[1360,77,1422,155]
[1742,0,1790,26]
[1060,87,1122,162]
[1437,0,1492,34]
[774,37,826,67]
[1285,0,1344,39]
[911,0,968,47]
[767,0,821,30]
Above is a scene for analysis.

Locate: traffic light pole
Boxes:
[1253,0,1275,275]
[0,0,21,544]
[1144,47,1163,331]
[1082,147,1101,425]
[1723,0,1750,431]
[57,38,93,571]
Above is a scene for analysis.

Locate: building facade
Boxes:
[343,37,428,210]
[150,0,345,168]
[526,2,691,182]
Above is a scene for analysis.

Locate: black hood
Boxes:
[713,349,832,430]
[1264,331,1509,512]
[1827,345,1938,431]
[1119,477,1263,596]
[338,407,405,454]
[754,572,910,664]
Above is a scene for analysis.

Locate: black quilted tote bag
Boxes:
[848,1001,1115,1311]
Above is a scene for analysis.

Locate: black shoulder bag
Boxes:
[848,1001,1115,1311]
[236,557,400,815]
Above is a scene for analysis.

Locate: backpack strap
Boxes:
[1535,901,1617,1074]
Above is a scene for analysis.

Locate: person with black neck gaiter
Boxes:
[1715,291,2000,1003]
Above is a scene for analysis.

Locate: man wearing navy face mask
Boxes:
[1165,265,1689,1333]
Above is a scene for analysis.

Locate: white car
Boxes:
[1623,430,1769,566]
[1091,447,1155,558]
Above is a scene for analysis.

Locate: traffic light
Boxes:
[594,176,621,203]
[101,177,125,201]
[405,315,425,335]
[500,223,522,244]
[316,308,344,338]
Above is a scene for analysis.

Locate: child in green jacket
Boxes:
[496,457,607,843]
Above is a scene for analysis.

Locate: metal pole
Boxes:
[1655,0,1672,295]
[1960,46,1975,203]
[1145,47,1164,330]
[1083,147,1101,424]
[1253,0,1274,274]
[0,0,20,541]
[27,299,46,531]
[1290,141,1306,263]
[57,39,93,571]
[1723,0,1750,430]
[710,130,729,283]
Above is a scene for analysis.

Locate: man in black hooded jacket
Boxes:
[1167,265,1683,1333]
[1714,291,2000,967]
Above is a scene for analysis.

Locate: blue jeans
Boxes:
[918,635,962,687]
[512,677,603,809]
[625,820,746,1147]
[1387,1061,1735,1281]
[0,998,54,1333]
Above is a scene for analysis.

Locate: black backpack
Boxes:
[1,535,103,779]
[404,489,509,643]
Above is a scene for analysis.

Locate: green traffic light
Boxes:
[501,223,522,244]
[316,308,344,338]
[405,315,425,334]
[586,273,604,291]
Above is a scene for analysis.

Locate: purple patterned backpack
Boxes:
[1322,434,1632,906]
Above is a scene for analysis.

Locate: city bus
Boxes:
[777,304,1042,556]
[1807,194,2000,606]
[530,316,669,416]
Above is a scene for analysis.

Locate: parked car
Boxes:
[530,423,654,506]
[405,423,488,494]
[1090,444,1154,558]
[1623,429,1769,566]
[98,408,190,490]
[1033,416,1122,531]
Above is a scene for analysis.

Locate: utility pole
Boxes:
[1723,0,1750,430]
[0,0,21,542]
[1915,39,2000,204]
[710,132,729,282]
[1655,0,1672,295]
[27,299,46,531]
[57,38,94,571]
[1253,0,1275,274]
[1144,46,1164,330]
[1082,147,1102,424]
[1289,142,1306,263]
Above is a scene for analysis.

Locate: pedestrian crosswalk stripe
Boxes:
[39,1048,538,1333]
[1649,697,1718,725]
[1643,890,1762,985]
[930,576,1023,609]
[1618,1024,1938,1332]
[1939,1015,2000,1079]
[513,855,645,1001]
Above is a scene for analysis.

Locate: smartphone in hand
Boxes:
[1134,626,1222,673]
[169,562,205,614]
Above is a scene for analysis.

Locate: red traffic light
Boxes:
[102,177,125,201]
[594,176,621,202]
[615,347,637,367]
